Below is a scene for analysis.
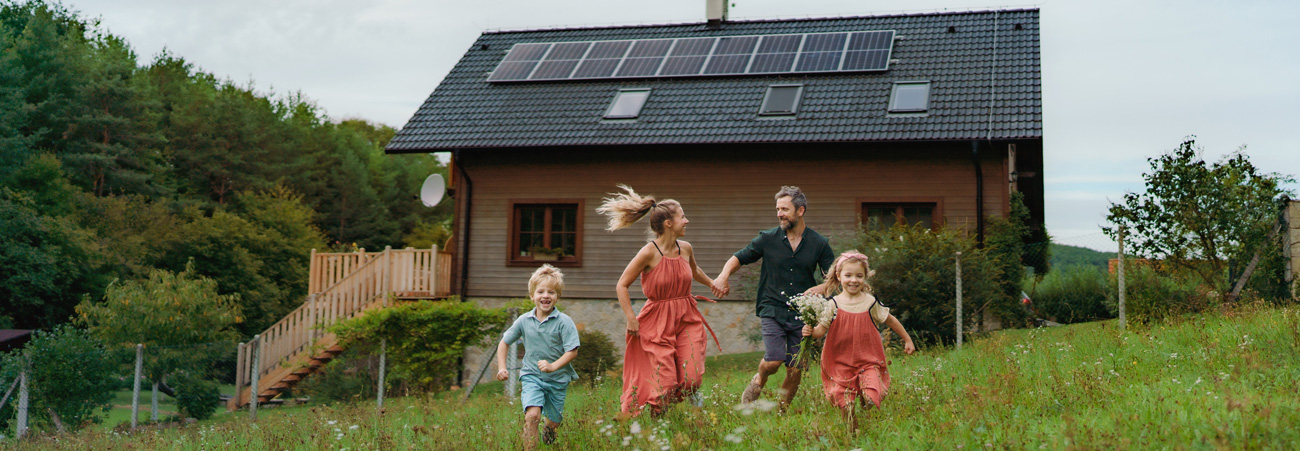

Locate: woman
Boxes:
[597,185,720,417]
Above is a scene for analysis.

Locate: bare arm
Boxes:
[802,280,833,296]
[681,241,715,288]
[884,314,916,354]
[494,340,510,381]
[538,349,579,373]
[616,245,655,335]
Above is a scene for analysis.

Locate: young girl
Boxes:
[802,251,914,433]
[597,185,721,417]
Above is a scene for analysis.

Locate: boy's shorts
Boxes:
[520,373,568,423]
[761,316,804,367]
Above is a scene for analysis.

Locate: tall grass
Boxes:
[9,304,1300,449]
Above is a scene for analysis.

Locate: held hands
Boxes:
[495,369,509,381]
[903,340,916,355]
[801,325,813,337]
[538,360,554,373]
[710,278,730,298]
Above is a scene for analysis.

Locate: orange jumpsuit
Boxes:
[619,253,718,416]
[820,306,891,408]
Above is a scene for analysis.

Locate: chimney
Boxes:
[706,0,728,28]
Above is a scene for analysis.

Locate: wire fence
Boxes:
[0,339,250,439]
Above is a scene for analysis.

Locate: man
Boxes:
[712,186,834,410]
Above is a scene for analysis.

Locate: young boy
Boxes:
[496,264,580,449]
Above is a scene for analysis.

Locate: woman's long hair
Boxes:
[824,250,876,295]
[596,184,680,236]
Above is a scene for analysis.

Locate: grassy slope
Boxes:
[10,305,1300,450]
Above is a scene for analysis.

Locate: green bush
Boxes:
[571,329,619,386]
[294,352,383,404]
[0,326,116,432]
[329,297,510,394]
[1026,264,1112,324]
[169,370,220,420]
[835,224,1007,346]
[1119,264,1214,323]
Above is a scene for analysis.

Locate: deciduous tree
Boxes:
[1104,138,1294,295]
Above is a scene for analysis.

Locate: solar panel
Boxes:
[841,31,894,71]
[488,30,895,82]
[703,36,757,75]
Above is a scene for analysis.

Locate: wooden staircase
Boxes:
[228,246,453,410]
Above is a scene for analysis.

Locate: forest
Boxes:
[0,0,451,335]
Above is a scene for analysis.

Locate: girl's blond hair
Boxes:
[528,264,565,297]
[824,250,876,295]
[595,184,680,236]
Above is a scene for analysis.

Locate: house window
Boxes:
[862,202,939,231]
[604,89,651,119]
[510,200,583,267]
[759,84,803,115]
[888,81,930,113]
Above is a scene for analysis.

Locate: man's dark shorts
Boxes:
[760,316,805,367]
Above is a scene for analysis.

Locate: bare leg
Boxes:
[542,418,561,445]
[523,407,542,451]
[777,367,802,412]
[742,360,784,403]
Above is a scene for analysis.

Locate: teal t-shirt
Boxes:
[501,308,581,384]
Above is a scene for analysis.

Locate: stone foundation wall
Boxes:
[461,297,762,387]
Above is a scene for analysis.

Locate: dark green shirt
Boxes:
[733,226,836,324]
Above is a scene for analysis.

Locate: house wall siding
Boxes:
[456,144,1011,300]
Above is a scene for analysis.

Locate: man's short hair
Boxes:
[775,186,807,212]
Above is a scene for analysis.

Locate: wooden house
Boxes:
[384,6,1045,373]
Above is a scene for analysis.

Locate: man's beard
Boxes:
[780,218,795,230]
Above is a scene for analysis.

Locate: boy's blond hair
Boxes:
[528,264,565,296]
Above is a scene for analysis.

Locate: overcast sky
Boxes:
[66,0,1299,249]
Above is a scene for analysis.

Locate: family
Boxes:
[495,185,917,448]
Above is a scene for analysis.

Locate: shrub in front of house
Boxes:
[835,223,1009,347]
[328,297,510,394]
[571,329,619,386]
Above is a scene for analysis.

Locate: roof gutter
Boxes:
[973,9,1000,248]
[971,141,985,247]
[453,149,473,301]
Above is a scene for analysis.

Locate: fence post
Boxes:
[505,307,520,397]
[377,340,387,410]
[131,344,143,428]
[1117,226,1127,330]
[250,334,262,421]
[15,360,29,439]
[955,251,963,349]
[377,246,391,411]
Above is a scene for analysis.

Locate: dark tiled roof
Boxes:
[387,9,1040,152]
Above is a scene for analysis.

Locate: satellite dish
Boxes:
[420,174,446,207]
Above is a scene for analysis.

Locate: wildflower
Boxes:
[630,421,641,435]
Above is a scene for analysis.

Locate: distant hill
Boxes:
[1051,244,1116,269]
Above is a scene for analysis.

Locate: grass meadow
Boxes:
[8,303,1300,450]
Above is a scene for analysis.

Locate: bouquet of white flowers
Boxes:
[786,293,836,368]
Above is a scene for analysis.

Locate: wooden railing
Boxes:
[230,246,451,409]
